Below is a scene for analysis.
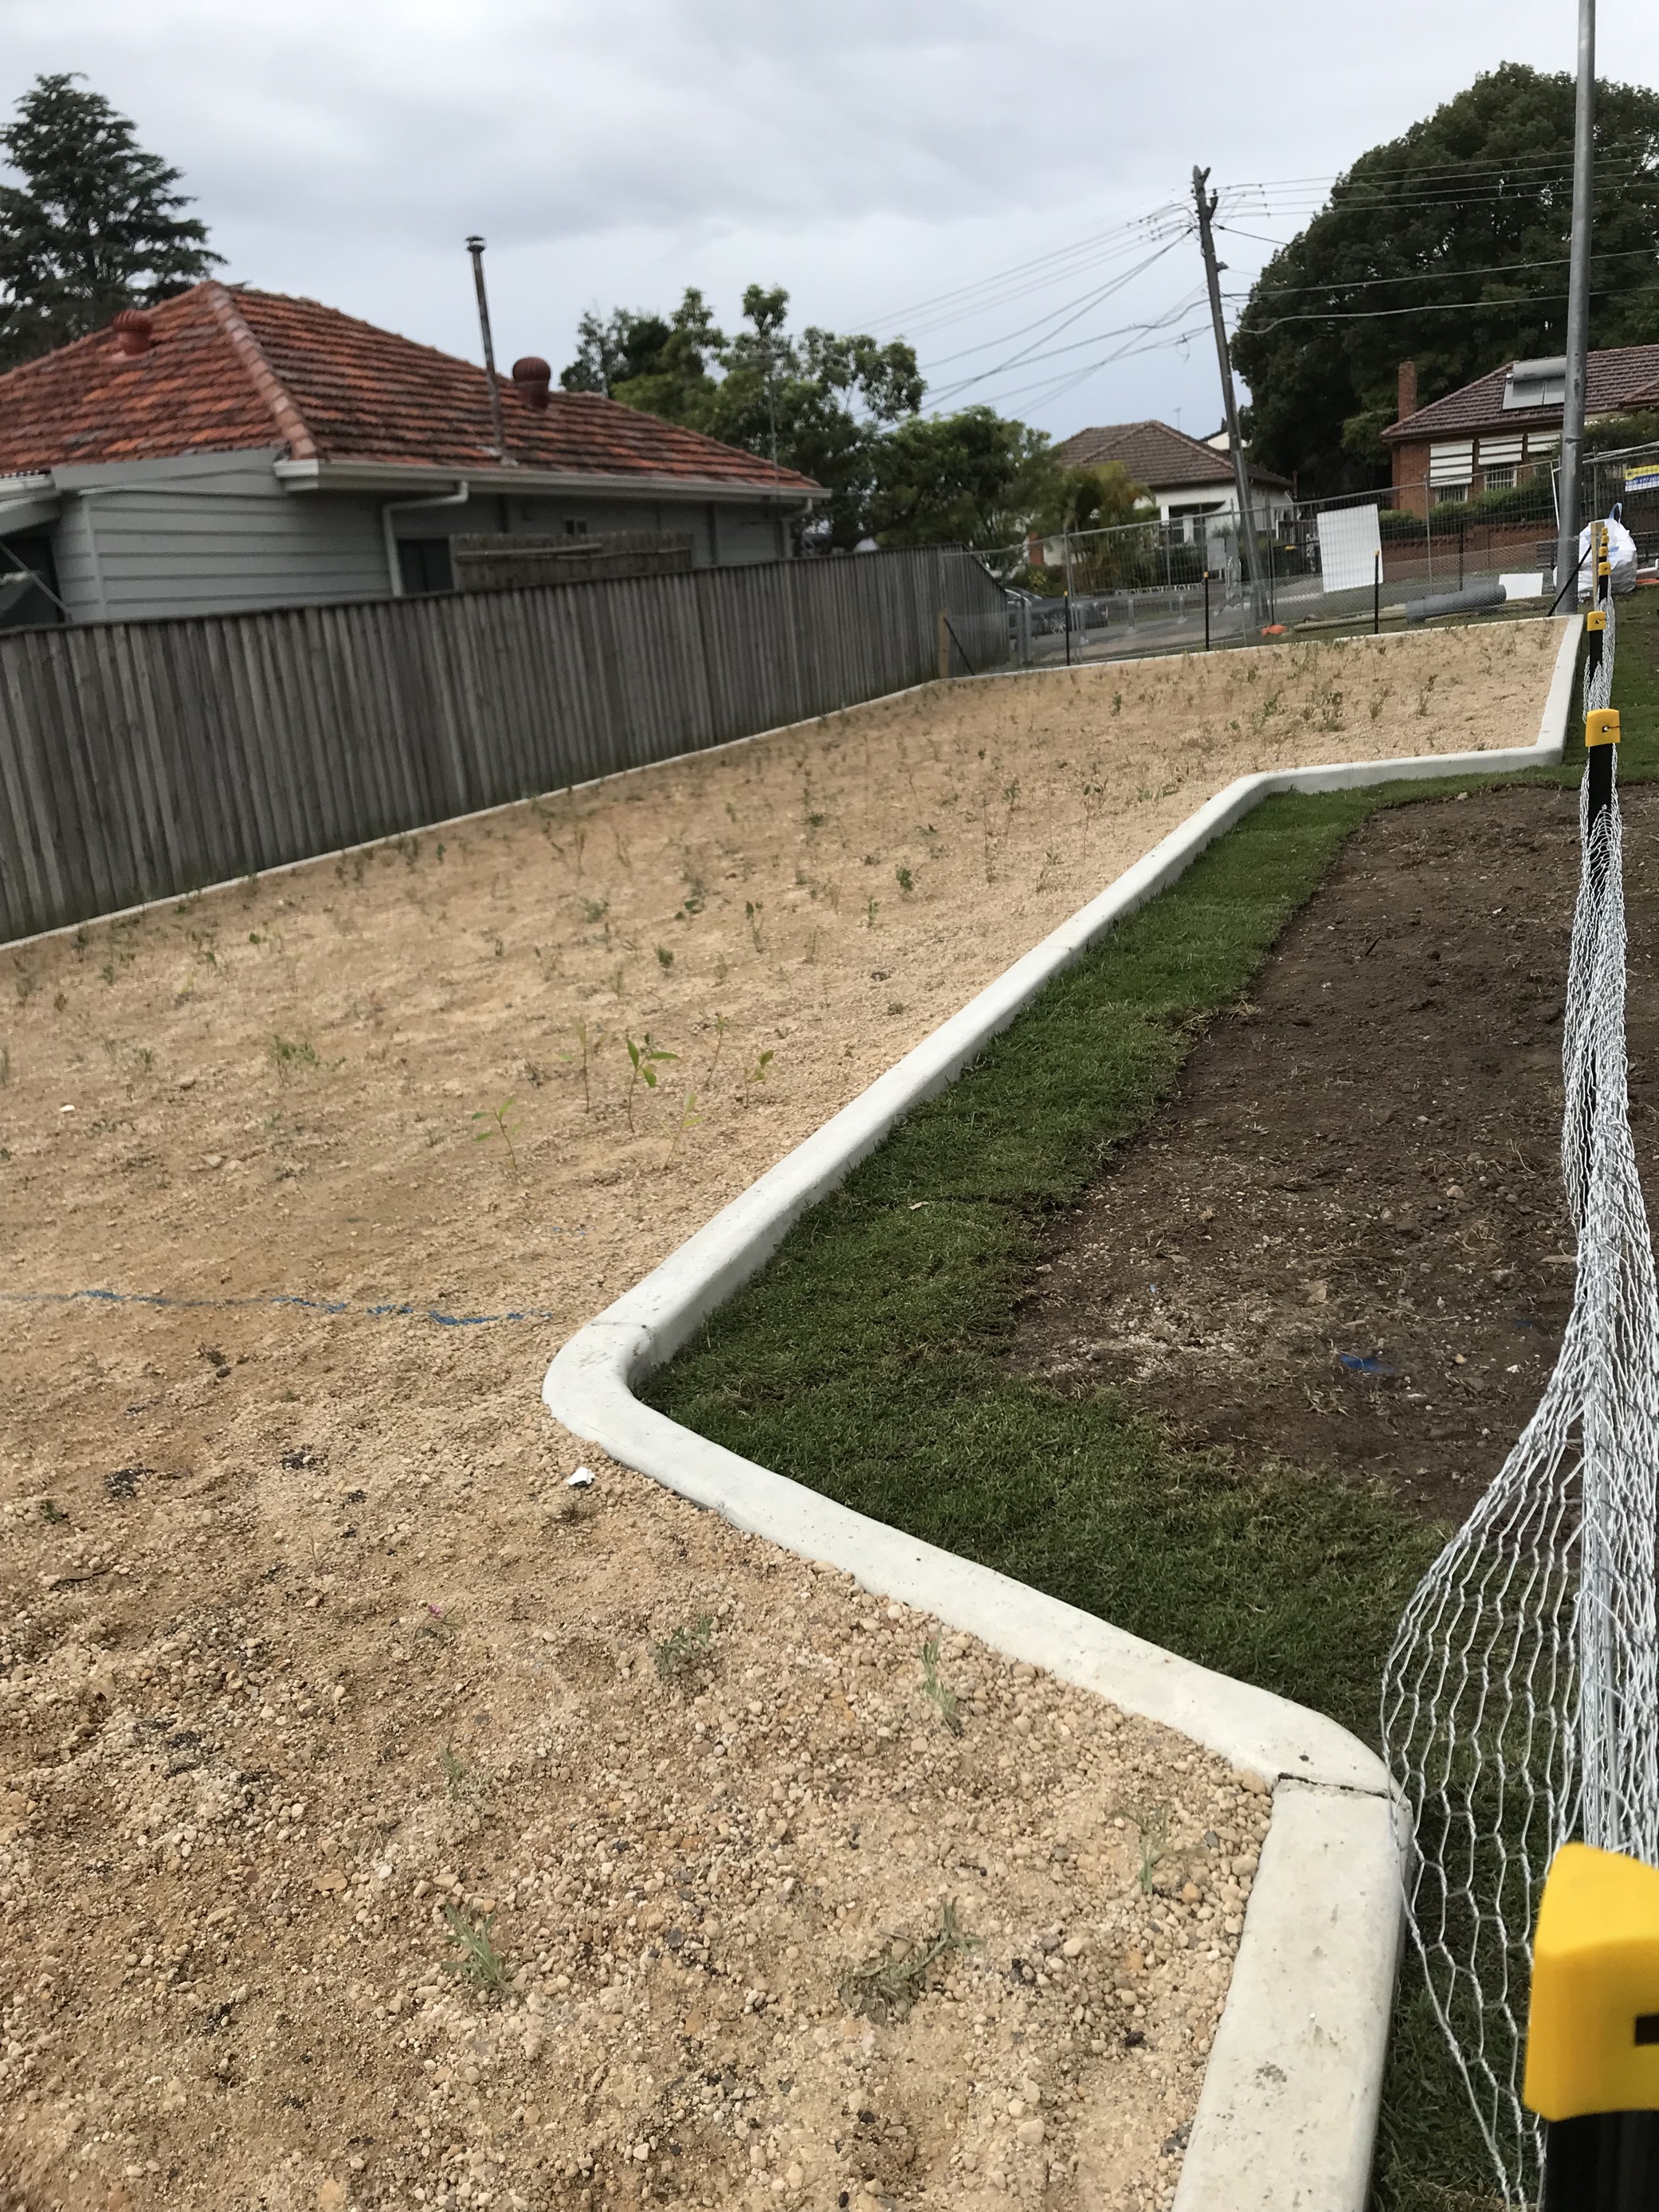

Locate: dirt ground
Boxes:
[0,626,1562,2211]
[1014,783,1659,1524]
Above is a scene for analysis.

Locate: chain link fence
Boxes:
[986,443,1659,667]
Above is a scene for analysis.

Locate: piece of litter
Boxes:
[1338,1353,1396,1377]
[567,1467,595,1490]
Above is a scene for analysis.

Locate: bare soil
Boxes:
[1014,784,1659,1525]
[0,627,1562,2211]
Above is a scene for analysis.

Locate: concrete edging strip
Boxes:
[542,615,1580,2209]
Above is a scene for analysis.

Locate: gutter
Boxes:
[0,473,61,536]
[275,457,818,506]
[380,480,469,598]
[543,614,1583,2211]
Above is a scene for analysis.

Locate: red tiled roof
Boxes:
[1052,418,1289,491]
[1382,345,1659,443]
[0,283,820,493]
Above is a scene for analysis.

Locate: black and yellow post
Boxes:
[1524,1845,1659,2206]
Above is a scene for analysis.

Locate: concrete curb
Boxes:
[542,614,1580,2208]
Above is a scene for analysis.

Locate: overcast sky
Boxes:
[5,0,1658,442]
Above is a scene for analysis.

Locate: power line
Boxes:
[1230,241,1659,297]
[918,237,1188,388]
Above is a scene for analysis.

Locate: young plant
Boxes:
[920,1636,962,1735]
[668,1088,705,1162]
[472,1096,523,1177]
[625,1032,677,1131]
[440,1743,469,1800]
[569,1018,605,1112]
[656,944,674,969]
[895,865,914,896]
[841,1900,979,2025]
[653,1612,714,1680]
[739,1048,774,1108]
[745,900,765,952]
[704,1011,728,1092]
[268,1034,318,1074]
[441,1903,511,1996]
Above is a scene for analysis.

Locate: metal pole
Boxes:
[465,236,512,468]
[1204,570,1211,651]
[1192,166,1261,626]
[1374,551,1381,635]
[1555,0,1596,605]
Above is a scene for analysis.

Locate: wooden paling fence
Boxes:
[0,544,1007,943]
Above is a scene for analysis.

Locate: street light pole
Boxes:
[1555,0,1595,602]
[1193,166,1260,626]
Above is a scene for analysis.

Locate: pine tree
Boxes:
[0,73,222,370]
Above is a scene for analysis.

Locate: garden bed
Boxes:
[1014,781,1659,1526]
[0,626,1565,2210]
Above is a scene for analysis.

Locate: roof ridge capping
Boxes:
[202,282,317,461]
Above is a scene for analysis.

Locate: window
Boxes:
[1482,465,1516,492]
[1437,482,1469,504]
[1430,441,1475,485]
[398,537,454,594]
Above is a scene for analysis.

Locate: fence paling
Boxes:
[0,545,1003,942]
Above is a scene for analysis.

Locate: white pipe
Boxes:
[382,480,469,597]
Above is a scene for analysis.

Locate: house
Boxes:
[1382,347,1659,515]
[0,282,820,628]
[1051,419,1294,543]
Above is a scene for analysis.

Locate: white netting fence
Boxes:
[1380,576,1655,2207]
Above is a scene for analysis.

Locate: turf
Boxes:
[645,596,1659,2211]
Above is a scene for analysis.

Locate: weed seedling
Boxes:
[37,1496,69,1526]
[745,900,765,952]
[704,1011,728,1092]
[441,1903,510,1996]
[653,1612,714,1680]
[1131,1805,1171,1893]
[656,944,674,970]
[842,1900,979,2025]
[625,1033,678,1130]
[472,1096,523,1177]
[896,866,914,896]
[920,1637,963,1735]
[865,897,879,930]
[440,1743,469,1799]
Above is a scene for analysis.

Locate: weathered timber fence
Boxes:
[0,544,1006,942]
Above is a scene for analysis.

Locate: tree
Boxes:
[563,283,1065,547]
[0,73,221,370]
[867,408,1059,547]
[1232,63,1659,496]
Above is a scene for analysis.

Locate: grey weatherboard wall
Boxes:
[0,544,1006,942]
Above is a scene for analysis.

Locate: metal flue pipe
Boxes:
[466,235,513,468]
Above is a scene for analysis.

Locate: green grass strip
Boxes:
[646,598,1658,2212]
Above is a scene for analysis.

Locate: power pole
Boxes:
[465,235,513,467]
[1555,0,1595,602]
[1192,167,1260,624]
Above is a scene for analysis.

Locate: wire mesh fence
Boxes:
[985,445,1659,669]
[1379,535,1653,2207]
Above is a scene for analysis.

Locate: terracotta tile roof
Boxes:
[1052,418,1289,491]
[0,283,819,493]
[1383,345,1659,443]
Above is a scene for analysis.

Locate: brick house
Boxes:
[1382,347,1659,516]
[0,283,819,628]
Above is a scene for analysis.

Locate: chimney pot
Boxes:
[112,308,155,359]
[1398,359,1418,421]
[512,355,552,410]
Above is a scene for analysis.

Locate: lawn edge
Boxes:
[541,611,1580,2212]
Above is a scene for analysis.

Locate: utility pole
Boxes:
[1192,167,1260,624]
[1555,0,1595,602]
[465,235,513,467]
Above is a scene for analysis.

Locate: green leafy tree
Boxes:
[1232,63,1659,496]
[867,407,1060,547]
[0,72,221,370]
